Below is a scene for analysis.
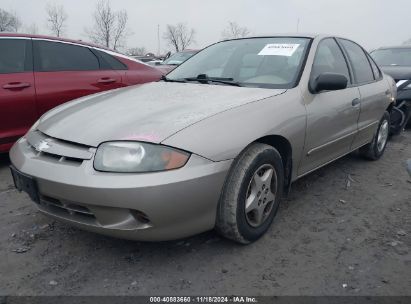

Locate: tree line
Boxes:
[0,0,252,55]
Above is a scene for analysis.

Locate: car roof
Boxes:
[0,32,113,52]
[221,33,351,42]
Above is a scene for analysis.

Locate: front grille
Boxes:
[27,130,93,165]
[28,144,84,165]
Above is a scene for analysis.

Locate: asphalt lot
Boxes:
[0,131,410,296]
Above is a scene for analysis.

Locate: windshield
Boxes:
[166,37,311,89]
[163,51,197,65]
[371,48,411,66]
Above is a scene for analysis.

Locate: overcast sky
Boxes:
[1,0,410,52]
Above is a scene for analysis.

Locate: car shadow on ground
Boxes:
[21,151,364,253]
[0,153,10,166]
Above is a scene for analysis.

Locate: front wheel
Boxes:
[215,143,284,244]
[359,111,390,160]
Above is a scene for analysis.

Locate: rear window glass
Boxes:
[97,50,128,70]
[36,41,100,72]
[367,54,381,80]
[339,39,374,84]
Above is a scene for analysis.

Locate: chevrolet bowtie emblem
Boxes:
[37,140,51,151]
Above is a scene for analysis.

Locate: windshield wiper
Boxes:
[160,75,186,83]
[183,74,242,87]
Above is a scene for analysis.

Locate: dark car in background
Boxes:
[371,46,411,133]
[0,34,164,153]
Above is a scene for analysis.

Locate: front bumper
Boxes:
[9,137,232,241]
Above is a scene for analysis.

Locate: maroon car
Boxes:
[0,33,163,153]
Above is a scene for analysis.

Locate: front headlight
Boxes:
[94,141,190,173]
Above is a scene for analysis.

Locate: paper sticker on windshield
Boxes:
[258,44,300,56]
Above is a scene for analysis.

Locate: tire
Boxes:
[359,111,390,160]
[215,143,284,244]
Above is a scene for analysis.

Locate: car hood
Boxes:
[38,82,285,147]
[380,66,411,81]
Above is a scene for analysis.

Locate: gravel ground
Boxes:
[0,131,410,296]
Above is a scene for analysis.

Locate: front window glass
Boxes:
[0,39,27,74]
[371,48,411,66]
[167,37,311,89]
[311,38,350,83]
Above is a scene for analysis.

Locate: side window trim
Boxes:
[366,53,382,81]
[333,38,355,86]
[309,37,353,88]
[337,38,376,86]
[24,39,34,72]
[89,48,106,70]
[91,49,129,71]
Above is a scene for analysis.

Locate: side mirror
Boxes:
[312,73,348,93]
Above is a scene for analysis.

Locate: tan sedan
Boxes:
[10,34,396,243]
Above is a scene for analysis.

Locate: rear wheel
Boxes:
[216,143,284,244]
[359,111,390,160]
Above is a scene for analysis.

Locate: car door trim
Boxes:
[298,147,357,179]
[306,130,357,156]
[358,120,379,132]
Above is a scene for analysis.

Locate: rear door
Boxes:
[33,40,123,116]
[0,38,36,152]
[338,39,390,149]
[298,38,361,175]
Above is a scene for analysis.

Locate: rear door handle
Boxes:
[3,82,31,89]
[352,98,361,107]
[97,78,116,84]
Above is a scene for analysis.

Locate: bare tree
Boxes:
[86,0,130,50]
[112,10,127,50]
[46,3,67,37]
[163,23,195,52]
[0,8,20,32]
[128,47,147,56]
[221,21,250,39]
[10,11,21,32]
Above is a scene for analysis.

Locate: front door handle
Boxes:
[3,82,31,90]
[352,98,361,107]
[97,78,116,84]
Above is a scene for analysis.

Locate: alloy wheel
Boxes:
[377,120,389,152]
[245,164,277,227]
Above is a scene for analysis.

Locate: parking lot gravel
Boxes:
[0,131,410,296]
